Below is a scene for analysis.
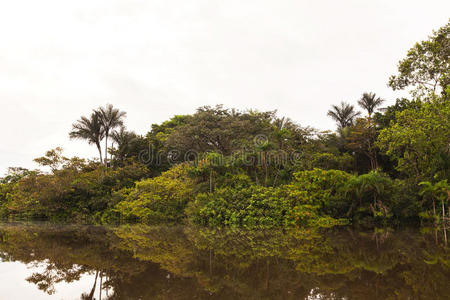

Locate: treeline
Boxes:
[0,21,449,227]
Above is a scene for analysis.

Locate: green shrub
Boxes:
[187,170,350,227]
[289,169,354,218]
[114,164,194,223]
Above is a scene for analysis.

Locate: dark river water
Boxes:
[0,223,448,300]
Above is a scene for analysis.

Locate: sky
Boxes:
[0,0,449,174]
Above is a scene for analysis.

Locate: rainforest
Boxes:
[1,22,449,229]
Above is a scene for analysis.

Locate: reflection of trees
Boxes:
[0,224,144,299]
[26,263,85,294]
[80,270,98,300]
[0,224,448,299]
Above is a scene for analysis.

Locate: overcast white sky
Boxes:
[0,0,449,174]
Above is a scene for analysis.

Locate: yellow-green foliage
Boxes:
[309,152,354,171]
[114,164,194,223]
[289,168,353,208]
[377,99,450,182]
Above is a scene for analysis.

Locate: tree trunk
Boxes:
[97,143,103,164]
[446,190,450,218]
[99,272,103,300]
[444,227,448,247]
[110,141,115,163]
[442,199,445,223]
[87,271,99,300]
[373,149,378,169]
[433,199,436,218]
[104,134,108,165]
[273,167,281,187]
[265,165,268,187]
[209,169,213,193]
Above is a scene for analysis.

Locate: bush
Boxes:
[187,171,349,227]
[2,161,150,221]
[113,164,194,223]
[289,169,354,218]
[344,171,396,224]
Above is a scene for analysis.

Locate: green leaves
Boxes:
[377,99,450,183]
[188,169,356,227]
[327,101,361,129]
[419,180,449,201]
[358,92,385,117]
[388,21,449,97]
[114,164,194,223]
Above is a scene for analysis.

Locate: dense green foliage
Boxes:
[187,171,348,227]
[0,153,149,221]
[377,98,450,183]
[112,164,194,223]
[0,21,449,227]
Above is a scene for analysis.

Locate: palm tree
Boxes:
[362,173,385,208]
[111,126,138,162]
[419,180,449,222]
[69,112,104,163]
[327,101,360,129]
[111,126,136,146]
[336,126,351,150]
[358,92,385,118]
[96,104,126,165]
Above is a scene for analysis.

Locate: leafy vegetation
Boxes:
[388,21,449,97]
[112,164,194,223]
[0,21,449,227]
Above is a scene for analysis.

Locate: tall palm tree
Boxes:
[69,112,104,163]
[327,101,360,129]
[96,104,126,165]
[358,92,385,117]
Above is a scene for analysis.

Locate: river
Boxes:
[0,223,448,299]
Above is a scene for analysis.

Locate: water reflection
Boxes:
[0,223,448,299]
